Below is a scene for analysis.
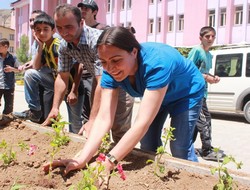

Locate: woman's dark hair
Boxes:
[97,26,141,53]
[34,13,55,29]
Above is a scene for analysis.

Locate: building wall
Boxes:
[0,26,15,54]
[0,9,12,28]
[10,0,250,51]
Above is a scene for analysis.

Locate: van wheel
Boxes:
[243,101,250,123]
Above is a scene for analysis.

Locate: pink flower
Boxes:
[117,163,126,180]
[96,153,106,163]
[27,144,37,156]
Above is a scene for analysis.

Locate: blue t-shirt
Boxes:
[101,42,205,116]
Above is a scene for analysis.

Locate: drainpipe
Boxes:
[153,0,158,42]
[28,0,33,54]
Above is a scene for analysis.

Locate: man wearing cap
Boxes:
[77,0,134,143]
[77,0,110,128]
[77,0,109,30]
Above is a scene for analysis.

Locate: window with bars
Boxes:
[9,46,14,53]
[168,16,174,32]
[248,5,250,23]
[208,10,215,27]
[149,19,154,34]
[121,0,125,10]
[158,17,161,33]
[220,8,226,26]
[178,14,184,31]
[235,6,243,25]
[128,0,132,8]
[9,34,14,41]
[107,0,111,12]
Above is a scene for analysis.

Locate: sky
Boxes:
[0,0,16,9]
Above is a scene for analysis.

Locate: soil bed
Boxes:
[0,120,250,190]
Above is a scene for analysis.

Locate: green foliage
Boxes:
[73,163,105,190]
[175,47,192,57]
[46,114,70,176]
[71,154,119,190]
[0,139,16,166]
[146,127,175,176]
[98,133,112,154]
[16,35,31,64]
[10,180,26,190]
[0,140,29,166]
[211,148,243,190]
[17,142,29,151]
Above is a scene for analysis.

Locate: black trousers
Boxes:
[193,98,212,151]
[0,88,14,114]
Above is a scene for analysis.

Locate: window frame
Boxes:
[149,18,154,34]
[220,8,226,26]
[208,9,215,27]
[178,14,184,31]
[235,6,243,25]
[168,16,174,32]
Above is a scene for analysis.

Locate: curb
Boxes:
[23,121,250,187]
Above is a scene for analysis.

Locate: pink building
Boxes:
[11,0,250,51]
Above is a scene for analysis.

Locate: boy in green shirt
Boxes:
[188,26,225,161]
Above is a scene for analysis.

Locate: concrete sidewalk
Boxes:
[2,84,250,176]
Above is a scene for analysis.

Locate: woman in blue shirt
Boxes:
[43,26,205,176]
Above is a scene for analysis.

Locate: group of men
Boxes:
[13,1,134,143]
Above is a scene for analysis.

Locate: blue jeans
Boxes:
[24,67,54,112]
[66,94,84,134]
[140,101,202,162]
[24,67,84,133]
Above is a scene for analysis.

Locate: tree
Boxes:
[16,35,31,64]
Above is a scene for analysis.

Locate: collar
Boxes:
[0,52,10,59]
[67,27,87,50]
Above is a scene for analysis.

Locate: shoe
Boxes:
[195,148,202,157]
[0,114,14,127]
[201,149,226,162]
[13,109,42,123]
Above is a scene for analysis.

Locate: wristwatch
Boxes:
[106,153,118,165]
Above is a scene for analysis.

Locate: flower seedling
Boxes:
[10,180,26,190]
[46,114,70,176]
[17,142,29,151]
[0,140,37,166]
[98,133,112,154]
[146,126,175,177]
[0,139,16,166]
[211,148,243,190]
[71,153,126,190]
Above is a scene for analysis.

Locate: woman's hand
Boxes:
[43,157,85,175]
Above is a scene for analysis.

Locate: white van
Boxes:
[207,45,250,123]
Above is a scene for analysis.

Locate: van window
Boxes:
[215,53,243,77]
[246,53,250,77]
